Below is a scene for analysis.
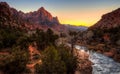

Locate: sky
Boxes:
[1,0,120,27]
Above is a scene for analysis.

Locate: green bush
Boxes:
[0,47,29,74]
[0,25,24,49]
[35,28,59,50]
[58,45,78,74]
[35,46,66,74]
[16,35,32,49]
[35,45,78,74]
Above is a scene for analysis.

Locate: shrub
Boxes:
[35,45,66,74]
[35,45,78,74]
[58,45,78,74]
[0,47,29,74]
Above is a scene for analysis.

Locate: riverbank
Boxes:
[86,44,120,63]
[74,44,120,74]
[73,48,92,74]
[76,42,120,63]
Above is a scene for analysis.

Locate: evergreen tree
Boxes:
[0,47,29,74]
[35,46,66,74]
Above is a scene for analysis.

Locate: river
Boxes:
[74,45,120,74]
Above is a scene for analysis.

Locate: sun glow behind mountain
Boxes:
[1,0,120,27]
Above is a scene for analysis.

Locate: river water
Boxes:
[74,45,120,74]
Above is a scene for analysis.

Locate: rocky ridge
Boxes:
[0,2,61,31]
[90,8,120,29]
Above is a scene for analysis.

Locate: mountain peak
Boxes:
[38,7,46,12]
[40,7,45,10]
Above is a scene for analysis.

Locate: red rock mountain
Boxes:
[0,2,61,31]
[24,7,60,26]
[90,8,120,29]
[1,2,88,33]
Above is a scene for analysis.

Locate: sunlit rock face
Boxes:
[25,7,60,26]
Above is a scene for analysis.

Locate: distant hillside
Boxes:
[89,8,120,29]
[87,8,120,45]
[65,24,88,31]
